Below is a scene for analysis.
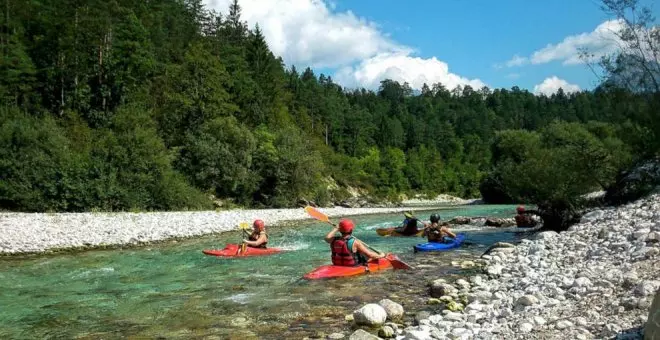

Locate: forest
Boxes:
[1,0,658,229]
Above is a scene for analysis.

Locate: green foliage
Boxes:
[0,0,655,212]
[492,122,632,230]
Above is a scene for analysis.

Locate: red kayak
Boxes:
[303,257,394,280]
[202,244,282,257]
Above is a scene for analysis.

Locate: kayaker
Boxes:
[394,211,427,236]
[515,206,538,228]
[243,219,268,248]
[424,213,456,243]
[325,219,385,266]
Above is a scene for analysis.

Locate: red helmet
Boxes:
[516,206,525,213]
[338,219,354,233]
[253,219,265,231]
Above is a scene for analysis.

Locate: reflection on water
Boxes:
[0,205,525,339]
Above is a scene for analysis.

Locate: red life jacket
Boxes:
[331,236,359,267]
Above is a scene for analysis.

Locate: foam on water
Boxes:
[223,293,255,304]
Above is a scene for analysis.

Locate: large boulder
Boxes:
[606,157,660,205]
[645,289,660,340]
[353,304,387,327]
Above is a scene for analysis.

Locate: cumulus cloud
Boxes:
[533,76,581,95]
[205,0,406,68]
[531,20,623,65]
[500,20,624,68]
[335,53,485,90]
[204,0,482,90]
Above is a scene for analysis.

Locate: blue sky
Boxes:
[206,0,658,95]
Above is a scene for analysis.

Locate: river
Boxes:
[0,205,528,339]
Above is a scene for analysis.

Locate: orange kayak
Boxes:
[303,257,394,280]
[202,244,282,257]
[376,227,424,237]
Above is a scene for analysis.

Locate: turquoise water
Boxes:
[0,205,526,339]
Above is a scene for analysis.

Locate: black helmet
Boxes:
[430,213,441,223]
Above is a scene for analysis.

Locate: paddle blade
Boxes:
[304,206,331,224]
[386,254,412,270]
[238,222,250,230]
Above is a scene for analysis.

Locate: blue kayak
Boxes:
[413,233,467,252]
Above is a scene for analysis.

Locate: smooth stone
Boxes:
[520,323,533,333]
[516,295,539,306]
[378,326,394,338]
[378,299,404,320]
[348,329,380,340]
[328,333,345,339]
[353,304,387,326]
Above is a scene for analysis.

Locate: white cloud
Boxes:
[499,20,624,68]
[205,0,406,68]
[505,55,528,67]
[531,20,623,65]
[335,53,485,90]
[204,0,482,90]
[533,76,581,95]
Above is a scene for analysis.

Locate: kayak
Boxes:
[303,257,394,280]
[413,233,466,252]
[202,244,282,257]
[376,227,424,237]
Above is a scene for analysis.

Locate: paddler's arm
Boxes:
[354,240,385,259]
[244,233,267,247]
[324,226,339,244]
[442,226,457,238]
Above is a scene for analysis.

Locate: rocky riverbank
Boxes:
[341,193,660,340]
[0,205,454,255]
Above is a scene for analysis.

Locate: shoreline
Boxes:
[0,205,462,256]
[344,193,660,339]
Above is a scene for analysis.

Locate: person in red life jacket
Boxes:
[424,213,457,243]
[394,211,427,236]
[515,206,538,228]
[243,219,268,248]
[324,219,385,266]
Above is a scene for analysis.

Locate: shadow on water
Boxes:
[0,205,527,339]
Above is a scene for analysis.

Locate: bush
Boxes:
[489,121,631,231]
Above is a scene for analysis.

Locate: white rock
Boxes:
[532,316,546,326]
[486,264,503,276]
[634,281,660,297]
[556,320,574,330]
[573,277,592,288]
[353,304,387,326]
[519,322,534,333]
[378,299,404,320]
[515,295,539,306]
[534,231,559,240]
[444,312,464,322]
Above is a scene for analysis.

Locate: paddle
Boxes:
[304,206,412,270]
[237,222,250,255]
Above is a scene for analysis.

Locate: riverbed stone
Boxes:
[431,281,458,298]
[353,304,387,327]
[327,333,345,339]
[348,329,380,340]
[515,295,539,307]
[378,299,404,320]
[378,325,394,338]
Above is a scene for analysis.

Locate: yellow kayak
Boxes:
[376,227,424,237]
